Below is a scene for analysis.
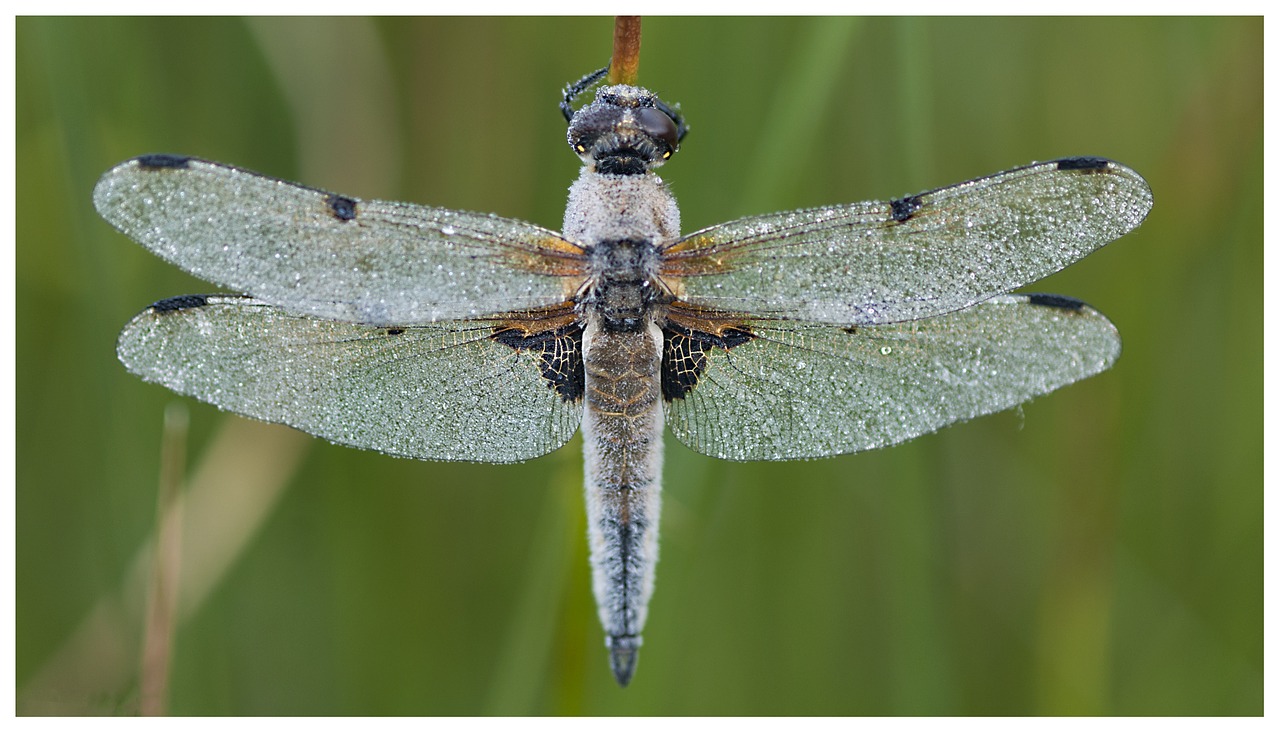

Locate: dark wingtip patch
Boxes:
[1026,293,1087,312]
[325,194,358,221]
[1056,156,1113,173]
[890,194,924,223]
[150,294,209,313]
[135,154,192,170]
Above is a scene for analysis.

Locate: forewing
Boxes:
[94,155,585,325]
[664,294,1120,461]
[117,295,583,463]
[662,158,1152,325]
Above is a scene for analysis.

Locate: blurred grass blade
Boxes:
[139,402,188,716]
[17,420,309,714]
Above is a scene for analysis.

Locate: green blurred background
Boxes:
[16,17,1261,715]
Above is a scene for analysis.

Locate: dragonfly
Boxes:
[95,65,1153,687]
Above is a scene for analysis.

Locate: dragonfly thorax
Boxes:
[581,238,666,332]
[568,84,681,176]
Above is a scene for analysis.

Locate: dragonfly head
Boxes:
[567,84,686,176]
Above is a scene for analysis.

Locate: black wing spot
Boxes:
[150,294,209,313]
[135,154,192,170]
[384,327,405,336]
[661,322,755,401]
[325,194,358,221]
[842,325,858,335]
[890,194,924,223]
[1026,293,1087,312]
[491,324,585,403]
[717,327,753,348]
[1056,157,1113,173]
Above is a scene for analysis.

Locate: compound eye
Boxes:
[634,107,679,154]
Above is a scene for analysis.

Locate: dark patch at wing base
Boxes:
[491,323,585,403]
[135,154,193,170]
[661,322,754,401]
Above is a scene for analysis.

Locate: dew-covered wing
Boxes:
[94,155,585,325]
[117,295,584,462]
[661,158,1152,326]
[663,294,1120,461]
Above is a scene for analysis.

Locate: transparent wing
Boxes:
[664,294,1120,461]
[117,295,582,463]
[661,158,1152,325]
[94,155,586,325]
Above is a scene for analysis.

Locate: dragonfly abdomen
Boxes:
[581,319,664,687]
